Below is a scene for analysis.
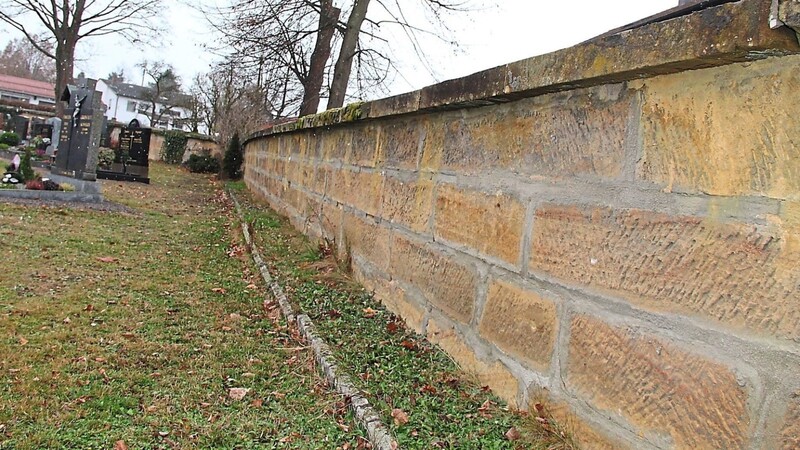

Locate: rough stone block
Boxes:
[380,175,434,233]
[320,200,342,244]
[390,235,477,323]
[419,86,631,179]
[427,317,519,409]
[567,315,750,449]
[379,117,421,170]
[343,214,392,272]
[478,280,557,372]
[779,392,800,450]
[373,278,426,335]
[327,169,383,216]
[345,123,380,167]
[526,389,629,450]
[435,184,526,266]
[637,55,800,200]
[529,205,800,341]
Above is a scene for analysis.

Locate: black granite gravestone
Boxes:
[96,122,151,183]
[53,80,105,181]
[8,116,29,140]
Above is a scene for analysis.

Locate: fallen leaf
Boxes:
[504,427,521,441]
[391,408,409,426]
[62,317,71,324]
[387,322,400,333]
[18,337,28,346]
[121,332,136,339]
[420,384,437,395]
[114,440,129,450]
[84,304,94,312]
[399,340,416,351]
[250,398,263,407]
[362,307,377,318]
[534,402,545,415]
[228,387,250,401]
[158,430,169,437]
[211,287,226,294]
[96,256,118,263]
[245,283,258,290]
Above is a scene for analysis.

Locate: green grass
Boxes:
[0,163,363,449]
[232,188,580,450]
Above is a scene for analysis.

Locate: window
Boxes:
[126,100,137,112]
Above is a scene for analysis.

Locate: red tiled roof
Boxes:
[0,74,55,99]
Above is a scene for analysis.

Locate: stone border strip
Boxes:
[228,190,397,450]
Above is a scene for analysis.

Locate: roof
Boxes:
[0,74,55,99]
[104,80,192,106]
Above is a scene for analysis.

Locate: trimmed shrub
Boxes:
[186,153,220,174]
[0,143,9,150]
[161,130,188,164]
[19,149,34,182]
[222,133,243,179]
[0,132,20,146]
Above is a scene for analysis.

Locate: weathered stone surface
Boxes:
[390,235,477,323]
[435,86,630,179]
[478,280,556,372]
[638,55,800,200]
[526,389,629,450]
[321,200,343,244]
[779,392,800,450]
[327,169,383,216]
[378,118,421,170]
[428,318,519,409]
[529,205,800,341]
[380,175,434,233]
[567,315,751,449]
[370,277,426,335]
[344,123,380,168]
[343,214,392,272]
[435,184,526,266]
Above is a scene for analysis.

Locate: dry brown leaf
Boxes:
[18,337,28,346]
[114,440,129,450]
[250,398,263,407]
[391,408,409,426]
[362,307,377,318]
[504,427,521,441]
[211,287,226,294]
[228,387,250,400]
[96,256,118,263]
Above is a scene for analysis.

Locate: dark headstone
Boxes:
[53,79,105,181]
[8,116,29,140]
[128,118,141,128]
[96,124,151,183]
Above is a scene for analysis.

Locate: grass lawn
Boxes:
[230,184,577,450]
[0,163,363,449]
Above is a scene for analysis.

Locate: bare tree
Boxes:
[138,61,189,129]
[0,35,56,83]
[0,0,163,115]
[205,0,471,116]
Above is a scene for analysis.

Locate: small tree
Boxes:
[19,148,34,181]
[160,130,188,164]
[223,133,243,179]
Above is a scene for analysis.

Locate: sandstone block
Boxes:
[567,315,750,449]
[478,280,557,372]
[379,117,421,170]
[435,184,525,266]
[345,123,380,167]
[390,235,477,323]
[327,169,383,216]
[427,317,519,409]
[343,214,392,272]
[428,86,630,179]
[779,392,800,450]
[380,175,434,233]
[529,205,800,341]
[370,277,426,335]
[637,54,800,200]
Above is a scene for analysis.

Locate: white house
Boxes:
[95,79,193,131]
[0,74,56,106]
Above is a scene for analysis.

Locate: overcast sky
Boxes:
[0,0,676,98]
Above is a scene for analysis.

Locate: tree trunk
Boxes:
[327,0,371,109]
[299,0,340,116]
[54,38,76,118]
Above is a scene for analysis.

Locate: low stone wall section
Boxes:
[243,1,800,448]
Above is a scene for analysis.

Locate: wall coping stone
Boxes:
[244,0,799,146]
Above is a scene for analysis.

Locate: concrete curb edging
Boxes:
[228,190,397,450]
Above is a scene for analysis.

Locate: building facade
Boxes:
[95,79,192,131]
[0,74,55,106]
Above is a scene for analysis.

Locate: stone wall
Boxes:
[147,132,221,162]
[243,0,800,448]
